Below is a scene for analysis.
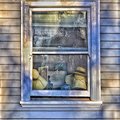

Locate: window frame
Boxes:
[20,0,102,107]
[30,7,90,97]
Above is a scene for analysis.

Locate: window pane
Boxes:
[32,55,88,90]
[32,11,87,49]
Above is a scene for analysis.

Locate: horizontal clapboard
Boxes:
[101,65,120,72]
[101,50,120,57]
[101,3,120,10]
[0,57,20,64]
[0,11,20,18]
[1,80,20,88]
[101,57,120,64]
[0,19,20,26]
[101,19,120,26]
[101,42,120,49]
[0,0,20,2]
[0,73,20,80]
[100,0,120,3]
[101,79,120,88]
[0,65,20,72]
[0,50,20,57]
[0,3,20,10]
[101,11,120,19]
[101,73,120,79]
[0,34,20,42]
[101,34,120,41]
[101,88,120,96]
[102,96,120,103]
[0,42,20,49]
[100,26,120,33]
[0,26,20,34]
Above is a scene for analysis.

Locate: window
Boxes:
[31,8,90,97]
[20,0,102,107]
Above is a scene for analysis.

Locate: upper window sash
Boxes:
[30,8,91,55]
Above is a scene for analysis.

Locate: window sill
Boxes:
[20,100,102,108]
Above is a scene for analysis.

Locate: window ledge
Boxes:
[20,100,102,108]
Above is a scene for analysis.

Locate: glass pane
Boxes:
[32,55,88,90]
[32,11,87,50]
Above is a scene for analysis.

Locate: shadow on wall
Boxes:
[0,0,120,119]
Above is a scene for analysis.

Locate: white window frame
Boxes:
[30,7,90,97]
[20,0,102,107]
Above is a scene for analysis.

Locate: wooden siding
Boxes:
[0,0,120,119]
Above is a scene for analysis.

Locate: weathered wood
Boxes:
[101,26,120,33]
[0,34,20,42]
[101,73,120,80]
[101,65,120,72]
[0,11,20,18]
[102,96,120,103]
[101,3,120,10]
[100,0,120,3]
[0,3,20,10]
[1,111,120,119]
[0,73,20,80]
[101,57,120,64]
[0,26,20,33]
[101,50,120,57]
[101,11,120,19]
[0,50,20,57]
[102,79,120,88]
[0,65,20,72]
[101,34,120,41]
[0,57,20,64]
[1,80,20,88]
[101,88,120,96]
[0,96,20,103]
[0,42,20,49]
[0,19,20,26]
[101,19,120,26]
[0,88,20,96]
[101,42,120,49]
[0,0,20,2]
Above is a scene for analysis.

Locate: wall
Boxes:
[0,0,120,119]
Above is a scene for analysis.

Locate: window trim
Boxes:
[20,0,102,107]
